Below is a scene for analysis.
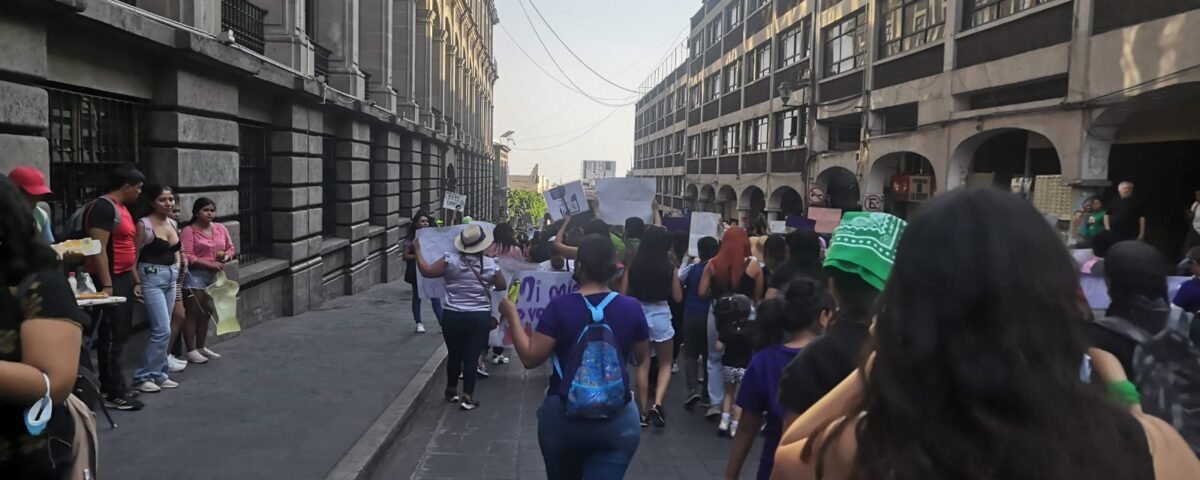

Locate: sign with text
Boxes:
[443,191,467,212]
[595,178,655,225]
[491,271,578,347]
[807,207,843,234]
[414,222,496,299]
[544,181,588,221]
[688,212,722,257]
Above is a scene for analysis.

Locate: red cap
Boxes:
[9,166,52,196]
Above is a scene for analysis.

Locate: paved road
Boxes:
[371,360,762,479]
[99,281,444,480]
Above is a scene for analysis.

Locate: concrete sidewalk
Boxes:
[99,281,444,480]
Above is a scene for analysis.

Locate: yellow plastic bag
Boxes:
[206,271,241,335]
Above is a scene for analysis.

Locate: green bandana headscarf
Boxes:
[823,212,907,291]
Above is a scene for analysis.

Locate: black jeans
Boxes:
[442,310,492,397]
[681,312,709,395]
[94,271,135,397]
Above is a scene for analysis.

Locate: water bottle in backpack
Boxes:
[553,292,628,419]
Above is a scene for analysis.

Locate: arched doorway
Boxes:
[740,186,766,232]
[950,128,1062,194]
[445,163,458,193]
[717,185,738,223]
[816,167,860,211]
[768,186,803,220]
[699,184,716,212]
[685,183,699,213]
[868,152,937,219]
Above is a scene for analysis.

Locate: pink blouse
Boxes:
[182,222,235,267]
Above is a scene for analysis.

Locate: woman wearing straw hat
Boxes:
[414,224,507,411]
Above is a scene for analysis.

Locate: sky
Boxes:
[492,0,697,184]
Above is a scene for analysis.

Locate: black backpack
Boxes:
[1097,307,1200,455]
[59,196,118,241]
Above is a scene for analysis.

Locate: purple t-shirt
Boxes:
[736,344,804,480]
[535,292,650,395]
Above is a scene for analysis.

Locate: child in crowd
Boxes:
[713,293,756,437]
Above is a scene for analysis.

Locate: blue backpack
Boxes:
[553,292,628,419]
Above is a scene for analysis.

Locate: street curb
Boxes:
[324,343,448,480]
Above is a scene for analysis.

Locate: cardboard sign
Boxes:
[544,181,588,221]
[595,178,655,225]
[770,220,788,234]
[688,212,722,257]
[414,222,496,299]
[490,271,578,347]
[808,207,843,234]
[443,191,467,212]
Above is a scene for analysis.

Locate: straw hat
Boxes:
[455,224,493,254]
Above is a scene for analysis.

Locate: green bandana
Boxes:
[823,212,907,291]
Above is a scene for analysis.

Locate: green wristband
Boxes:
[1107,380,1141,407]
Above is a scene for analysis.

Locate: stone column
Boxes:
[389,0,414,118]
[400,136,423,217]
[414,1,434,127]
[331,120,373,294]
[0,16,50,181]
[431,26,447,130]
[255,0,312,74]
[269,104,325,315]
[366,127,403,284]
[357,0,395,107]
[138,0,222,35]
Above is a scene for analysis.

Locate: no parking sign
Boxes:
[807,186,826,207]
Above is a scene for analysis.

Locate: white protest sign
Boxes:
[443,191,467,212]
[414,222,495,299]
[770,220,788,234]
[688,212,722,257]
[544,181,588,221]
[595,178,655,225]
[490,271,578,347]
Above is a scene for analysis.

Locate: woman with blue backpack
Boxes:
[500,233,650,479]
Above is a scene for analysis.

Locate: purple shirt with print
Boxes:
[535,292,650,396]
[736,344,804,480]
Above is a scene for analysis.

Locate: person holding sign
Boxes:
[413,224,507,411]
[621,226,684,428]
[403,212,441,333]
[500,233,650,478]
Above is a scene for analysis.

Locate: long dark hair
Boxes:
[0,176,58,284]
[493,222,520,254]
[406,212,436,240]
[809,187,1145,480]
[576,233,617,285]
[756,277,832,350]
[135,184,173,220]
[781,229,823,279]
[627,226,674,302]
[763,234,788,272]
[187,197,216,228]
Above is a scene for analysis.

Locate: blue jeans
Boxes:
[134,263,179,383]
[707,309,724,406]
[411,285,443,324]
[538,395,641,479]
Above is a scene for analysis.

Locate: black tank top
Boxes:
[141,237,181,266]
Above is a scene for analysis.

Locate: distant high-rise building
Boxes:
[581,160,617,189]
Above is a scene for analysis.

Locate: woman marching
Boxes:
[621,225,683,428]
[403,212,442,333]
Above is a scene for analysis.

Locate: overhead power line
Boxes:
[525,0,645,94]
[513,107,624,151]
[498,23,637,104]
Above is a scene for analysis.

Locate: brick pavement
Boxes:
[371,359,762,479]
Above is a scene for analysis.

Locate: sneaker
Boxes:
[444,389,460,403]
[705,404,722,421]
[718,417,731,437]
[730,421,739,438]
[415,323,427,333]
[476,365,490,378]
[684,392,703,410]
[158,379,180,389]
[134,381,161,393]
[186,350,209,364]
[499,355,511,365]
[671,362,680,374]
[105,393,144,411]
[640,415,650,428]
[459,397,479,411]
[647,405,666,428]
[490,354,510,365]
[199,347,222,359]
[167,356,187,373]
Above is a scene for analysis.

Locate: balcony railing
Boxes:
[313,41,331,78]
[221,0,267,54]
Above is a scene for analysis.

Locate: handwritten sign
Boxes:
[688,212,721,257]
[490,271,578,347]
[808,207,843,234]
[595,178,655,225]
[443,191,467,212]
[414,222,495,299]
[770,220,788,234]
[544,181,588,221]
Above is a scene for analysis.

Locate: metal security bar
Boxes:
[44,88,143,232]
[313,42,332,79]
[221,0,267,54]
[236,124,272,265]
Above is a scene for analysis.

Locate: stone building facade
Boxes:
[0,0,499,326]
[634,0,1200,253]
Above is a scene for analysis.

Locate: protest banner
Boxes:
[688,212,721,257]
[544,181,588,221]
[414,222,495,299]
[489,271,578,347]
[808,207,843,234]
[443,191,467,212]
[595,178,655,225]
[662,216,691,234]
[786,215,816,231]
[770,220,787,234]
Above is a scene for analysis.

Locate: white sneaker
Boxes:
[500,355,510,365]
[199,347,222,359]
[186,350,209,364]
[158,379,180,389]
[717,417,731,437]
[490,354,509,365]
[135,381,161,393]
[416,323,427,333]
[167,356,187,373]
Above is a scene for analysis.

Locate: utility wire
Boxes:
[526,0,645,94]
[498,23,637,104]
[513,107,624,151]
